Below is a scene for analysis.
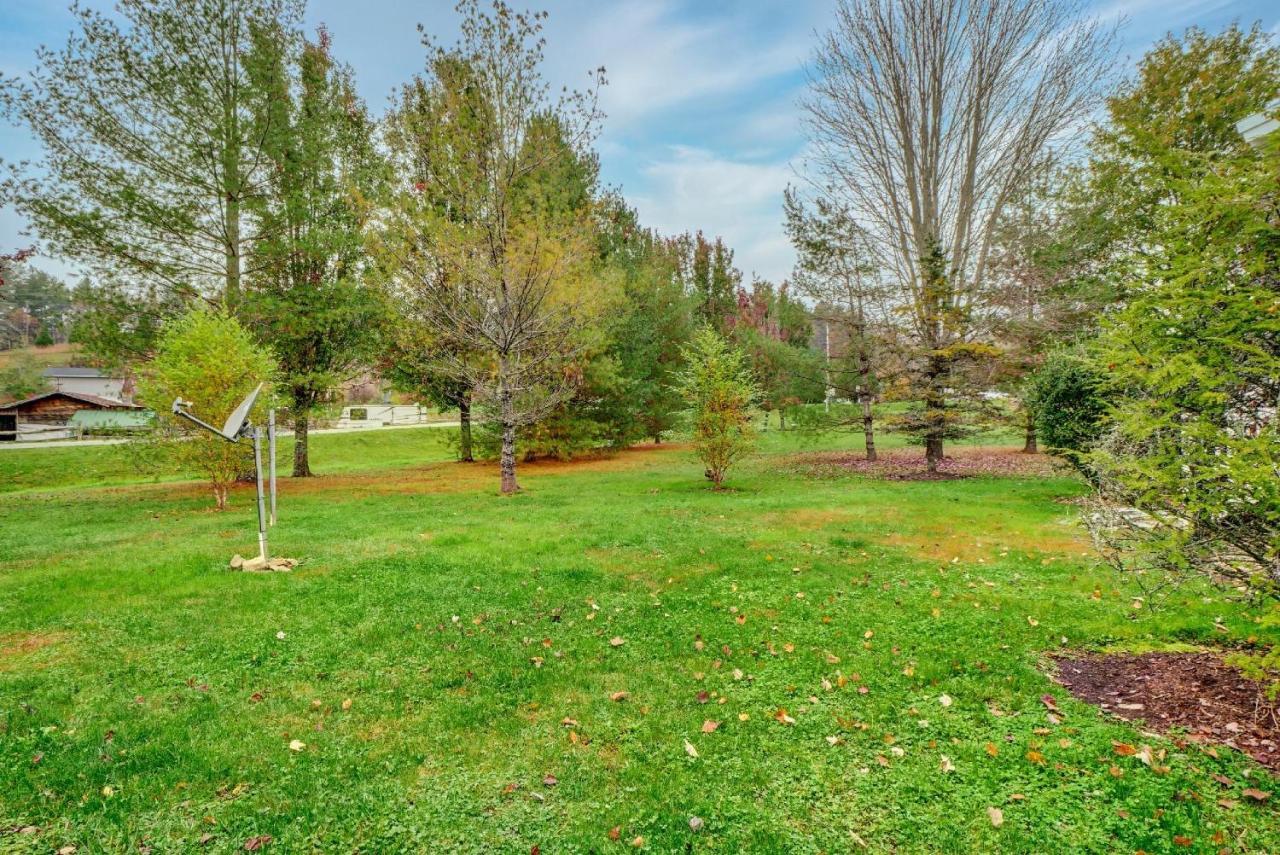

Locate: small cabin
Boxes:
[0,390,145,442]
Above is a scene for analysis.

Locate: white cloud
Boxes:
[560,0,812,127]
[629,145,796,283]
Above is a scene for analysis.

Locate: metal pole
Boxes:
[268,409,277,526]
[253,426,269,562]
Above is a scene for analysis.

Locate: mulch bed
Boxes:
[1054,652,1280,771]
[784,446,1067,481]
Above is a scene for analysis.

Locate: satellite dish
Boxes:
[220,382,263,440]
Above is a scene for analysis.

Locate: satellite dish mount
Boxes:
[173,383,281,568]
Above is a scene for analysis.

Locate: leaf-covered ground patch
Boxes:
[783,446,1068,480]
[1055,651,1280,772]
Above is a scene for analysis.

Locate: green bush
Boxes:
[1026,350,1107,464]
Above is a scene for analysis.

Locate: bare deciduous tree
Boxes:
[802,0,1116,472]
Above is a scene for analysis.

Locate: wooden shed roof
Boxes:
[0,390,142,412]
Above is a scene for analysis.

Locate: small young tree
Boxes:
[677,327,759,489]
[136,308,275,510]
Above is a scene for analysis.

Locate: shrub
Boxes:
[1025,350,1107,466]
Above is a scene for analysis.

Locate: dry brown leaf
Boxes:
[986,806,1004,828]
[701,720,720,733]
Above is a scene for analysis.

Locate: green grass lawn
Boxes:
[2,427,1277,853]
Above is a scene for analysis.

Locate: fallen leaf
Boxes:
[774,708,796,725]
[341,699,352,711]
[701,720,720,733]
[243,836,273,851]
[939,694,953,708]
[543,774,558,787]
[986,806,1004,828]
[1040,694,1059,713]
[631,836,645,847]
[985,742,999,757]
[1242,788,1272,802]
[688,816,704,832]
[1026,750,1045,765]
[610,691,629,702]
[287,740,305,752]
[608,827,621,841]
[683,738,699,758]
[1172,835,1192,847]
[940,755,955,773]
[1112,742,1137,757]
[610,637,625,647]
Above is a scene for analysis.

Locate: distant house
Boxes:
[0,390,144,442]
[41,366,131,403]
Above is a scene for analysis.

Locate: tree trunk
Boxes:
[861,393,877,462]
[779,408,787,431]
[498,362,519,494]
[924,354,946,475]
[214,483,228,511]
[1022,407,1038,454]
[858,349,876,461]
[293,413,312,477]
[458,393,474,462]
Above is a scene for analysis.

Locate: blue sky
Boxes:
[3,0,1278,285]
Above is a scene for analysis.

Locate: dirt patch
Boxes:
[784,446,1067,481]
[106,442,686,505]
[0,631,70,671]
[1054,651,1280,771]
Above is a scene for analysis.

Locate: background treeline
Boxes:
[0,0,823,489]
